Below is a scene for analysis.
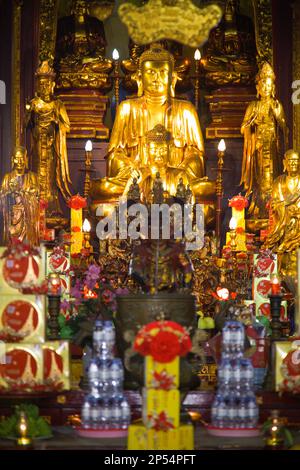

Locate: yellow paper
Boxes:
[145,356,179,388]
[42,341,71,390]
[128,424,194,450]
[0,294,46,343]
[275,340,300,391]
[142,388,180,429]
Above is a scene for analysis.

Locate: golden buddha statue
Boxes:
[202,0,257,87]
[55,0,113,87]
[91,43,211,204]
[0,147,39,246]
[264,150,300,276]
[240,62,288,230]
[26,61,72,228]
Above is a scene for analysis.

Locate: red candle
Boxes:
[271,274,280,295]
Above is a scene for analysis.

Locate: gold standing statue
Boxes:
[91,43,212,203]
[26,61,72,228]
[240,62,288,230]
[264,149,300,276]
[0,146,39,246]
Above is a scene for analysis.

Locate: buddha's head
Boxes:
[35,61,56,102]
[71,0,88,16]
[284,149,300,176]
[146,124,171,168]
[12,146,28,174]
[256,62,275,99]
[137,43,176,98]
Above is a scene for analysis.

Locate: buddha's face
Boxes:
[148,141,168,167]
[13,150,27,174]
[285,156,300,175]
[257,76,274,98]
[141,60,171,97]
[38,78,54,101]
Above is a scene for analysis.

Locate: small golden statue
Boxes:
[151,172,165,204]
[127,177,140,203]
[0,147,39,246]
[91,43,208,203]
[264,150,300,276]
[26,61,72,228]
[240,62,288,229]
[175,177,186,201]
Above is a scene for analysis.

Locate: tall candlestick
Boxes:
[296,249,300,335]
[112,48,120,108]
[216,139,226,254]
[194,49,201,111]
[83,140,93,219]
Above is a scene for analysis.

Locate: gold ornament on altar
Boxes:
[263,149,300,276]
[26,61,72,228]
[118,0,222,47]
[240,61,288,230]
[0,147,39,246]
[90,43,216,210]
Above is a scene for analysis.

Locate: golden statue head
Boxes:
[135,43,177,98]
[11,146,28,173]
[146,124,171,168]
[35,61,56,101]
[283,149,300,175]
[256,62,276,99]
[71,0,88,16]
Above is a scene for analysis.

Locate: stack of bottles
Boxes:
[211,321,259,429]
[81,319,131,430]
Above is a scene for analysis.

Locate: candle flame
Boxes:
[194,49,201,61]
[218,139,226,152]
[82,218,91,233]
[112,48,119,60]
[85,140,93,152]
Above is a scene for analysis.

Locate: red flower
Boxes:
[151,370,176,390]
[134,336,151,356]
[150,331,181,363]
[229,194,248,211]
[180,335,192,356]
[67,194,87,210]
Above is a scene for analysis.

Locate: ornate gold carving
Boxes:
[39,0,59,65]
[89,0,115,21]
[252,0,273,65]
[118,0,223,47]
[293,0,300,150]
[12,0,23,148]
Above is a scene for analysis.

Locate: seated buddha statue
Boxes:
[90,43,214,206]
[202,0,257,86]
[263,149,300,276]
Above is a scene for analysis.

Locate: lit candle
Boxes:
[82,218,92,253]
[112,48,120,108]
[218,139,226,153]
[216,286,230,301]
[194,49,201,111]
[270,273,281,295]
[48,273,61,295]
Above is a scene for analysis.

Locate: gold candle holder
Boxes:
[17,411,32,446]
[82,218,92,253]
[216,139,226,253]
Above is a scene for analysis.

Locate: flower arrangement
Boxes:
[228,194,248,211]
[134,320,192,363]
